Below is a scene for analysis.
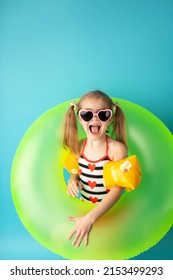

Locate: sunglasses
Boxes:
[79,109,112,122]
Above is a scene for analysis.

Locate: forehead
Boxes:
[80,97,108,110]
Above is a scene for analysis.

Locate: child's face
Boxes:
[78,97,112,140]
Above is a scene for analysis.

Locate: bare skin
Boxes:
[67,98,127,247]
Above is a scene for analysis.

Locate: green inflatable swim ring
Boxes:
[11,98,173,260]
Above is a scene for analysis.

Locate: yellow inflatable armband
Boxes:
[103,155,141,192]
[64,151,79,175]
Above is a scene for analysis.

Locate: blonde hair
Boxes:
[62,90,127,155]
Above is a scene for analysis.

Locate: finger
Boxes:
[75,232,85,247]
[67,228,76,240]
[67,189,74,197]
[68,188,77,197]
[85,234,89,246]
[67,189,72,196]
[72,232,84,247]
[72,187,79,197]
[69,184,79,197]
[68,216,76,222]
[78,182,83,190]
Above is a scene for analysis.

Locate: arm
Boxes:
[67,139,85,197]
[67,141,127,247]
[86,186,122,224]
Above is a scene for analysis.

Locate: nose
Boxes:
[92,113,99,120]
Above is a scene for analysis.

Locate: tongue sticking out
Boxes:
[90,125,100,134]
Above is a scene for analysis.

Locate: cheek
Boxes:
[104,119,112,126]
[82,123,88,131]
[78,117,88,130]
[78,115,82,123]
[107,118,113,126]
[101,121,112,132]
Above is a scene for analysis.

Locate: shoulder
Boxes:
[107,137,127,161]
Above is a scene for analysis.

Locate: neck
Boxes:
[86,135,107,148]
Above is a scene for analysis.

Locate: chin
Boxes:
[87,130,104,140]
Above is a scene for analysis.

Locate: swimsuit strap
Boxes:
[81,139,87,156]
[105,135,109,158]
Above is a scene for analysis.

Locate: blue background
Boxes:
[0,0,173,259]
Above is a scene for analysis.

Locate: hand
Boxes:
[67,215,93,247]
[67,176,82,197]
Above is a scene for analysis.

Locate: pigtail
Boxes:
[113,104,127,149]
[62,103,79,155]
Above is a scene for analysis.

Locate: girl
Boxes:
[62,90,127,247]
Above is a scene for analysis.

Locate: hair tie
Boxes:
[70,101,77,110]
[112,102,118,110]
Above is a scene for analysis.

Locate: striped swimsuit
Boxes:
[78,137,111,204]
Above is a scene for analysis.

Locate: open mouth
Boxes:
[89,125,101,134]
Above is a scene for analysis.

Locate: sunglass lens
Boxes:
[80,111,93,122]
[98,111,111,121]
